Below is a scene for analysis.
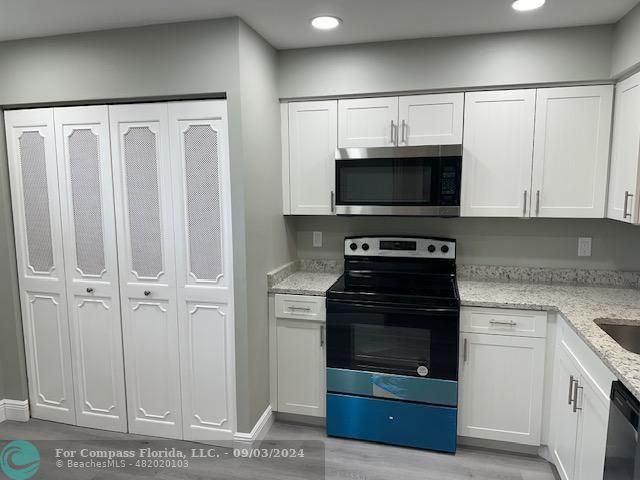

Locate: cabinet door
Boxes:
[573,374,611,480]
[550,339,581,480]
[398,93,464,146]
[288,101,337,215]
[608,71,640,223]
[458,333,545,445]
[276,319,325,417]
[532,86,613,218]
[461,90,536,217]
[110,104,182,439]
[168,101,236,442]
[5,109,76,424]
[54,106,127,432]
[338,97,398,148]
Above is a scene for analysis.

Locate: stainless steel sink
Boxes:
[597,321,640,355]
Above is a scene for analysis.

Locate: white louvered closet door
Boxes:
[53,106,127,432]
[109,104,182,439]
[4,109,76,424]
[168,101,236,441]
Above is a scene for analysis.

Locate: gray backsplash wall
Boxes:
[294,217,640,271]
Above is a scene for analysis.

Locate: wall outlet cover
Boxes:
[578,237,592,257]
[313,231,323,248]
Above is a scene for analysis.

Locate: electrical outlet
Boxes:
[578,237,592,257]
[313,231,323,248]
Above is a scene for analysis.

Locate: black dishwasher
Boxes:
[603,382,640,480]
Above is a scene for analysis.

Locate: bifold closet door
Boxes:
[109,104,182,439]
[53,106,127,432]
[168,101,236,441]
[5,109,76,424]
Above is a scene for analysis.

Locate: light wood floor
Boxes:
[0,418,557,479]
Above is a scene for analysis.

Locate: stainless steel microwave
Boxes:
[334,146,462,216]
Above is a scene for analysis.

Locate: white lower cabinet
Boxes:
[458,308,547,445]
[550,319,615,480]
[271,294,326,417]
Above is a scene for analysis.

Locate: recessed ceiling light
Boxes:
[311,16,342,30]
[512,0,546,11]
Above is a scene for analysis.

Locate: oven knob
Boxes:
[441,245,450,253]
[427,245,436,253]
[362,243,370,251]
[349,243,358,251]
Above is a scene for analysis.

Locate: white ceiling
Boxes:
[1,0,639,49]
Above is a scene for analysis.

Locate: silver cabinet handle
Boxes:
[463,338,468,363]
[320,326,325,347]
[390,120,396,144]
[523,190,528,217]
[568,375,576,405]
[536,190,541,216]
[144,290,151,297]
[401,120,407,144]
[489,320,516,327]
[86,287,94,294]
[573,380,583,413]
[288,306,311,311]
[330,190,335,213]
[624,191,633,219]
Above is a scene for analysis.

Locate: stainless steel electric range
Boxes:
[326,236,460,453]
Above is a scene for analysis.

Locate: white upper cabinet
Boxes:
[398,93,464,146]
[462,89,536,217]
[337,94,464,148]
[338,97,399,148]
[608,71,640,224]
[532,86,613,218]
[287,100,337,215]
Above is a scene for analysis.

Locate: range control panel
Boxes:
[344,237,456,259]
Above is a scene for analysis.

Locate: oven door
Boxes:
[326,299,459,381]
[334,149,461,216]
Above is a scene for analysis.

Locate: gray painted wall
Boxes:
[278,25,614,99]
[0,110,27,400]
[612,3,640,78]
[295,217,640,271]
[236,21,296,431]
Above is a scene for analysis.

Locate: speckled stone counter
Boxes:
[269,272,342,296]
[459,280,640,400]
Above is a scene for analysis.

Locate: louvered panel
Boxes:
[68,129,106,276]
[123,127,164,279]
[19,131,55,274]
[184,125,223,282]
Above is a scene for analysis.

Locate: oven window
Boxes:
[353,324,430,373]
[336,158,437,205]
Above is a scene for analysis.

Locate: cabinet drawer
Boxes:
[461,307,547,338]
[275,294,326,321]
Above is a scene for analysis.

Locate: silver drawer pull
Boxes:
[489,320,517,326]
[288,306,312,312]
[568,375,576,405]
[573,381,583,413]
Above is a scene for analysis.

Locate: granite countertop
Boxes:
[269,268,640,399]
[269,271,342,296]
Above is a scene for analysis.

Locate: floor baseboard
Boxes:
[0,399,30,423]
[233,405,274,447]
